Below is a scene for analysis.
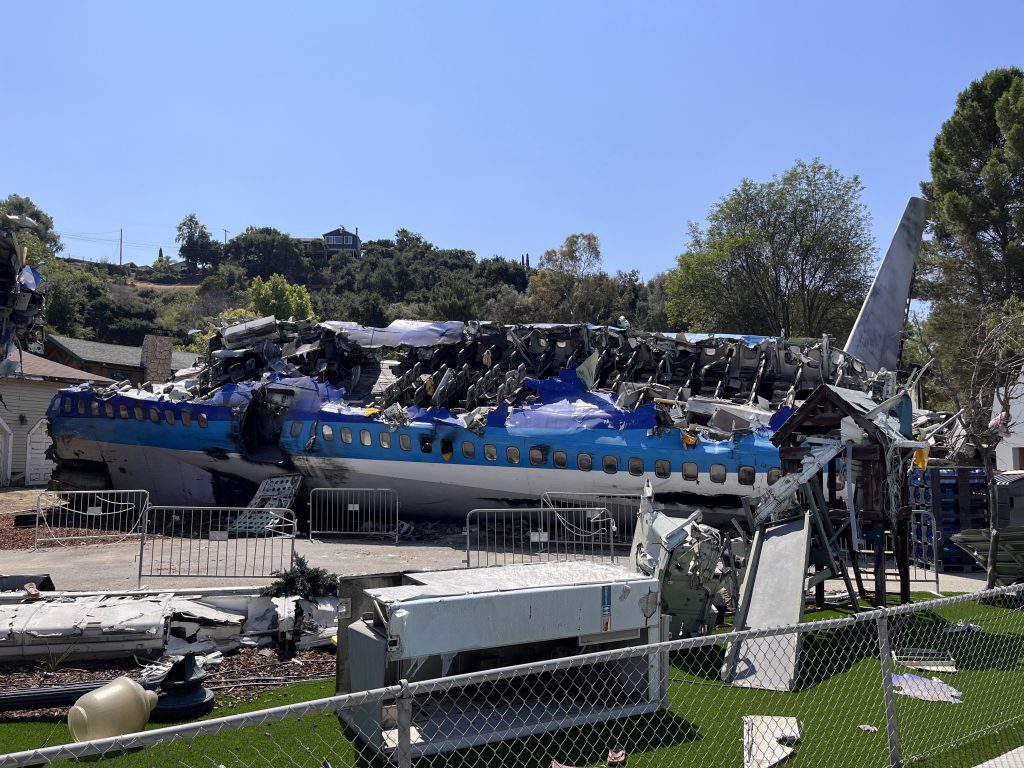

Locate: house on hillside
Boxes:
[0,353,112,486]
[322,226,361,257]
[44,335,200,385]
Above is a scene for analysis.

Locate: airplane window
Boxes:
[198,412,208,429]
[683,462,698,481]
[149,407,160,424]
[360,429,372,446]
[603,455,618,474]
[553,451,567,469]
[341,427,353,444]
[767,467,782,485]
[119,404,129,419]
[77,400,85,415]
[399,434,411,451]
[484,444,497,461]
[104,403,114,418]
[507,446,520,464]
[90,401,100,416]
[578,453,593,472]
[134,406,144,421]
[655,459,670,479]
[530,448,545,466]
[165,410,176,426]
[181,410,192,427]
[462,441,476,459]
[628,458,644,477]
[738,465,755,486]
[321,424,334,441]
[379,432,391,449]
[290,421,304,438]
[710,464,727,483]
[63,398,72,413]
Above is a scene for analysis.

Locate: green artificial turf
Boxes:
[1,595,1022,768]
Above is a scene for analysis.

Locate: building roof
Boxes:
[995,471,1024,485]
[322,226,358,238]
[48,335,199,372]
[6,351,113,383]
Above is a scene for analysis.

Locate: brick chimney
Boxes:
[141,334,173,383]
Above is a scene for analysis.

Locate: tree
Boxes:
[225,227,309,282]
[909,298,1024,586]
[46,267,105,337]
[0,194,63,256]
[248,274,315,320]
[636,273,670,331]
[175,213,223,274]
[429,273,482,320]
[919,68,1024,406]
[665,159,875,338]
[526,233,615,322]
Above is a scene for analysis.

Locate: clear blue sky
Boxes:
[6,2,1023,277]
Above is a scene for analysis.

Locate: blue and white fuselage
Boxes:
[47,373,782,525]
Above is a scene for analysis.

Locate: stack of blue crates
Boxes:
[929,467,987,570]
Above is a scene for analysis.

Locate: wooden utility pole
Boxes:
[119,228,123,266]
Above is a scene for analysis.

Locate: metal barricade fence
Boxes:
[541,491,640,546]
[137,505,296,585]
[33,489,150,547]
[6,585,1024,768]
[466,506,616,568]
[308,487,400,542]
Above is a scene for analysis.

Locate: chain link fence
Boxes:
[3,586,1024,768]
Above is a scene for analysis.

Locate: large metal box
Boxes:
[345,561,665,758]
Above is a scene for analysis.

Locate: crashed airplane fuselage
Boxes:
[46,198,926,524]
[46,319,881,525]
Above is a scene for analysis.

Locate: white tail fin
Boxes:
[844,196,927,371]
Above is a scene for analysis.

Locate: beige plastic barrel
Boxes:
[68,677,159,742]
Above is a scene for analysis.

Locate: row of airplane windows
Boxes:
[293,420,788,485]
[64,398,210,428]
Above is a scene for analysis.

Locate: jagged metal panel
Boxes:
[844,197,927,372]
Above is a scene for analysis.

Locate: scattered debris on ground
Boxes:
[0,646,336,720]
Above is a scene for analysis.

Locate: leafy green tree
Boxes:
[483,285,530,324]
[635,273,670,331]
[175,213,223,274]
[429,272,482,320]
[476,256,529,297]
[248,274,315,320]
[152,247,174,282]
[199,261,249,296]
[526,233,613,322]
[46,267,105,337]
[665,159,874,338]
[919,68,1024,406]
[226,227,309,282]
[0,194,63,256]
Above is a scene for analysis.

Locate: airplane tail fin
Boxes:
[843,196,927,372]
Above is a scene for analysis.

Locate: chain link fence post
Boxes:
[396,679,413,768]
[876,612,903,768]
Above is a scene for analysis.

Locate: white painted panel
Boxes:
[25,418,55,486]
